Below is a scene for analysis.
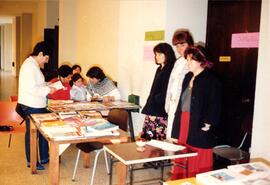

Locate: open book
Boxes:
[196,162,270,185]
[49,80,64,90]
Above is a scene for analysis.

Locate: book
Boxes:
[41,120,65,127]
[196,169,241,185]
[196,162,270,185]
[59,111,78,119]
[31,113,59,123]
[85,121,119,132]
[240,174,270,185]
[41,125,83,140]
[227,162,270,179]
[49,80,64,90]
[78,110,102,118]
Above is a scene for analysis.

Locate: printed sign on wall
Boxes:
[231,32,259,48]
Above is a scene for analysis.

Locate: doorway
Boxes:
[206,0,262,149]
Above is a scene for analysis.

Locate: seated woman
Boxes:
[86,66,121,101]
[48,65,73,100]
[70,73,91,101]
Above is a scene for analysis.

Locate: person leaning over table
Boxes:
[72,64,82,74]
[70,73,91,101]
[17,41,57,170]
[86,66,121,102]
[171,46,222,179]
[165,29,194,141]
[140,43,176,141]
[48,64,73,100]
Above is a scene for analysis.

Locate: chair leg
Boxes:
[8,134,12,148]
[90,149,103,185]
[72,150,81,181]
[104,150,110,174]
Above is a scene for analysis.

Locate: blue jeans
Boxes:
[19,104,49,163]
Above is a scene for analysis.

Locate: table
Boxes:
[48,100,141,141]
[104,142,197,185]
[163,177,197,185]
[29,117,128,185]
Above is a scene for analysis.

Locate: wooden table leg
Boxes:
[116,162,127,185]
[30,119,37,174]
[82,151,90,168]
[49,142,59,185]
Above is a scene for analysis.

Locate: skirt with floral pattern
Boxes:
[141,115,167,141]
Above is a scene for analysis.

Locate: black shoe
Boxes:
[40,158,49,164]
[27,162,45,170]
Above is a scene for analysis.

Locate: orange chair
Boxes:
[10,95,18,102]
[0,101,25,147]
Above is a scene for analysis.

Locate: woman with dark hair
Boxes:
[171,46,222,179]
[141,42,176,141]
[165,29,194,140]
[18,41,57,170]
[86,66,121,101]
[48,64,73,100]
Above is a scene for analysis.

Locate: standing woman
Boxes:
[171,46,222,179]
[165,30,194,140]
[141,43,176,141]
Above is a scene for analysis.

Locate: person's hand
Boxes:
[49,87,57,94]
[201,123,211,131]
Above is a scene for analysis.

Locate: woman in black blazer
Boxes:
[171,46,222,179]
[141,43,176,140]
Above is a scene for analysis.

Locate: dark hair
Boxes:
[30,41,52,56]
[184,46,213,69]
[86,66,106,81]
[172,29,194,46]
[58,65,73,78]
[72,73,83,82]
[153,43,176,66]
[72,65,81,72]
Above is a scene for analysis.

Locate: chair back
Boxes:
[10,95,18,102]
[107,108,128,131]
[0,101,25,133]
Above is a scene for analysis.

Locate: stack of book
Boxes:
[196,162,270,185]
[81,120,119,137]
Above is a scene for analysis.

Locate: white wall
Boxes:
[117,0,166,105]
[165,0,208,52]
[3,24,12,71]
[59,0,77,66]
[250,0,270,161]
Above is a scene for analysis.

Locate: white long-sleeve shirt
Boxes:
[70,85,91,101]
[18,56,50,108]
[165,57,189,138]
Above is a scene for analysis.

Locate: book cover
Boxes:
[31,113,59,123]
[227,162,270,179]
[85,121,119,132]
[196,169,241,185]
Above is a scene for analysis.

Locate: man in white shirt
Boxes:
[18,41,56,170]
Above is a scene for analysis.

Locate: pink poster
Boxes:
[231,32,259,48]
[143,45,155,62]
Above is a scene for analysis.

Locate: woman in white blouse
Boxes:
[165,29,194,140]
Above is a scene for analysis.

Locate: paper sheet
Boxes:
[146,140,185,151]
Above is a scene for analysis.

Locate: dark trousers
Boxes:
[19,104,49,163]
